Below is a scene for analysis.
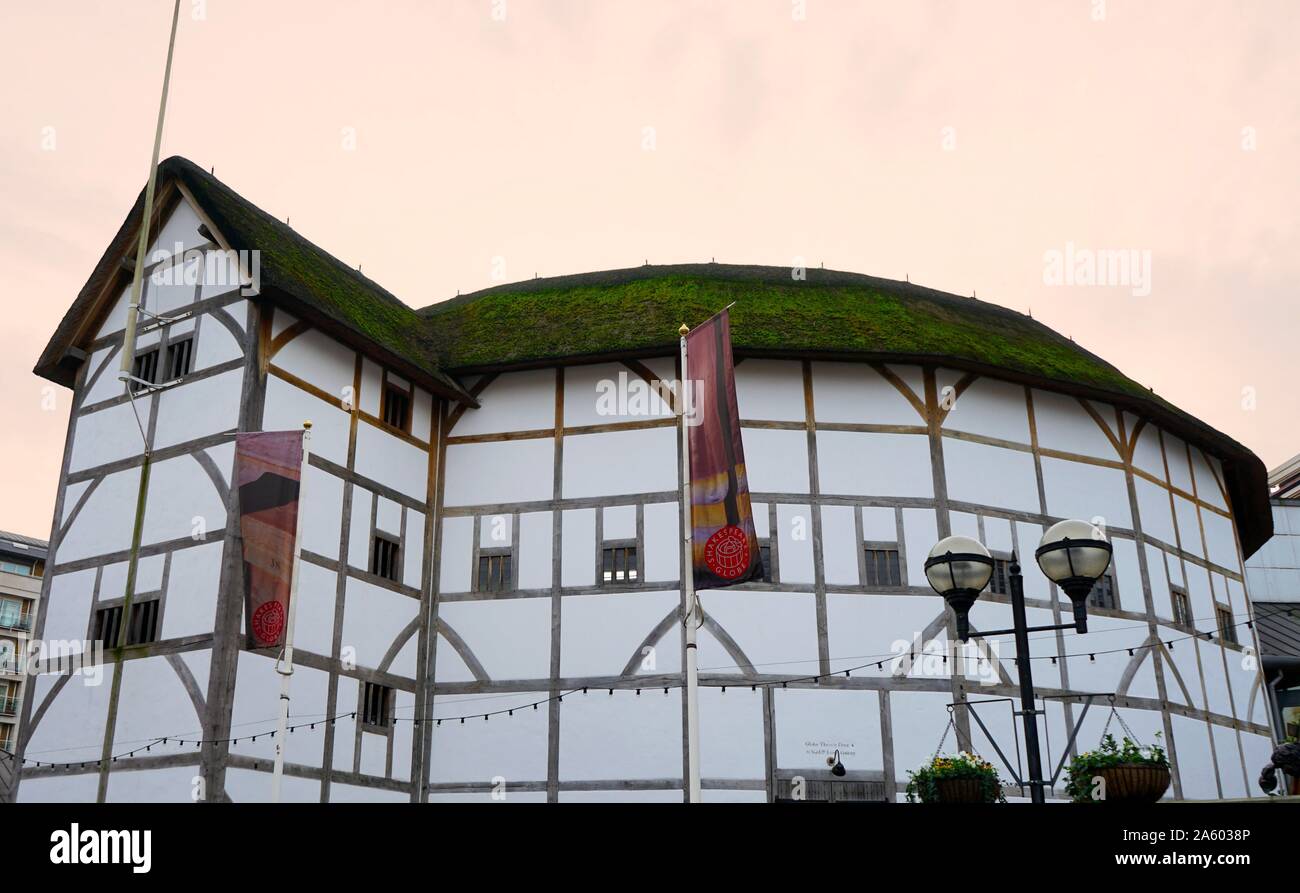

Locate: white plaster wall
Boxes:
[942,377,1031,442]
[699,686,765,779]
[560,590,680,677]
[293,560,337,657]
[1032,391,1120,460]
[1040,457,1133,530]
[459,369,555,434]
[56,468,142,563]
[439,516,473,593]
[736,359,805,421]
[818,431,932,498]
[22,664,117,770]
[300,464,344,560]
[354,424,427,500]
[152,369,243,451]
[810,362,925,426]
[700,590,818,677]
[106,766,201,803]
[428,692,549,784]
[230,653,328,767]
[437,597,552,681]
[272,325,357,402]
[774,688,881,772]
[160,540,223,640]
[341,578,418,675]
[263,376,351,468]
[643,502,679,582]
[744,428,810,493]
[945,439,1039,513]
[40,568,96,646]
[562,427,677,498]
[444,439,554,507]
[558,687,682,781]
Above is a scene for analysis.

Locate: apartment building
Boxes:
[0,532,46,756]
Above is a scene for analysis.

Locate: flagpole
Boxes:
[118,0,182,385]
[271,421,311,803]
[678,324,703,804]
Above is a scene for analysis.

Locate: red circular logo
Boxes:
[704,525,751,579]
[251,601,286,645]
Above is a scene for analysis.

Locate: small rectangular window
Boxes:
[371,534,401,582]
[601,544,638,585]
[125,599,160,646]
[382,384,411,432]
[361,682,392,729]
[0,722,12,751]
[1216,605,1238,646]
[758,540,773,583]
[0,598,27,630]
[1088,574,1118,611]
[95,604,123,648]
[990,558,1011,595]
[0,560,32,577]
[863,546,902,588]
[1171,587,1192,628]
[131,348,159,392]
[476,551,513,593]
[165,336,194,380]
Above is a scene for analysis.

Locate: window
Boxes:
[1170,587,1192,628]
[361,682,392,729]
[0,597,27,630]
[476,551,513,593]
[602,544,638,585]
[95,599,159,647]
[0,681,14,716]
[863,546,902,588]
[125,599,160,646]
[1088,574,1118,611]
[0,638,17,674]
[990,557,1011,595]
[131,347,159,392]
[165,336,194,379]
[1216,604,1238,646]
[0,722,11,752]
[94,604,123,647]
[759,539,773,583]
[382,383,411,432]
[371,534,400,582]
[0,560,32,577]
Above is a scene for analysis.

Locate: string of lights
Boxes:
[10,604,1291,772]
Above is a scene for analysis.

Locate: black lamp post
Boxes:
[924,520,1112,803]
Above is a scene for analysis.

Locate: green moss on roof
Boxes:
[166,158,466,399]
[419,266,1152,402]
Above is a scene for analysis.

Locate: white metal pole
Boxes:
[119,0,182,383]
[678,327,702,803]
[271,421,312,803]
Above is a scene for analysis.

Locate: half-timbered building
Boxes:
[14,157,1277,802]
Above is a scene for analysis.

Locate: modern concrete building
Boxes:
[1245,455,1300,745]
[14,157,1278,802]
[0,532,46,764]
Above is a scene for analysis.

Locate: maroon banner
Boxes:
[235,431,304,649]
[686,310,762,589]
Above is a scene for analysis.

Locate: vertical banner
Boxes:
[686,309,762,589]
[235,431,304,649]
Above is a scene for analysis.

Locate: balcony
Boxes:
[0,613,31,633]
[0,697,19,717]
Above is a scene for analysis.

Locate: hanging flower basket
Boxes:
[906,752,1006,803]
[1095,763,1171,802]
[1065,734,1170,803]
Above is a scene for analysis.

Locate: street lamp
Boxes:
[1034,519,1113,634]
[923,520,1112,803]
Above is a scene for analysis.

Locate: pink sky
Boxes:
[1,0,1296,537]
